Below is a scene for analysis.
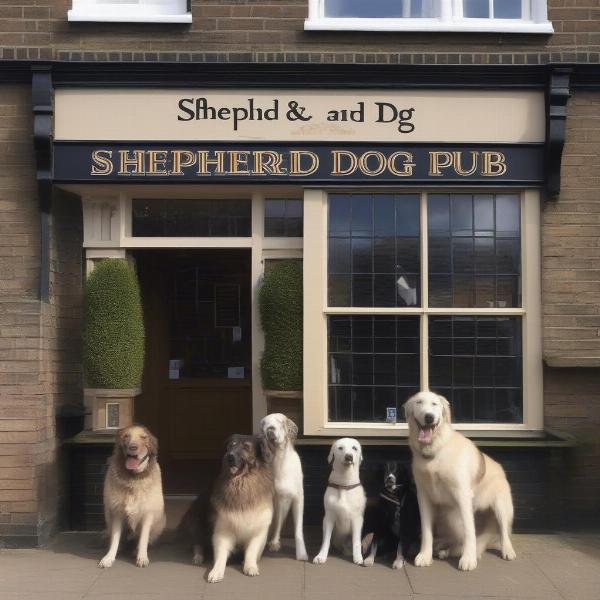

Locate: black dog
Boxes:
[362,461,421,569]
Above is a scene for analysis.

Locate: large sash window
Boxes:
[303,189,542,435]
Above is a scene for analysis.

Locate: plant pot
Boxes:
[83,388,141,432]
[265,390,303,435]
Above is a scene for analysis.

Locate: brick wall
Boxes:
[543,91,600,368]
[0,85,43,546]
[0,0,598,63]
[544,366,600,526]
[0,85,83,547]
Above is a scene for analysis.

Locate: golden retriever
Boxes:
[98,424,166,569]
[404,391,516,571]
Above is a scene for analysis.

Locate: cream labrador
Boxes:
[313,438,366,566]
[405,391,516,571]
[260,413,309,561]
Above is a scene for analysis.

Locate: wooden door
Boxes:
[136,249,252,493]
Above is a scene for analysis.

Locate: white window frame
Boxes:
[68,0,192,23]
[305,0,553,33]
[303,188,543,438]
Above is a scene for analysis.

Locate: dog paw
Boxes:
[502,547,517,561]
[98,556,114,569]
[392,558,405,570]
[207,569,224,583]
[268,540,281,552]
[313,554,327,564]
[192,553,204,566]
[437,549,450,559]
[296,550,309,562]
[136,555,150,568]
[243,564,260,577]
[353,556,364,566]
[458,554,478,571]
[363,555,375,567]
[414,552,433,567]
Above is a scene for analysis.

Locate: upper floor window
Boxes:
[306,0,553,33]
[68,0,192,23]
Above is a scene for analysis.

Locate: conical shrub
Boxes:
[83,259,145,389]
[259,260,303,390]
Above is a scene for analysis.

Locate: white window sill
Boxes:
[304,18,554,34]
[67,9,192,23]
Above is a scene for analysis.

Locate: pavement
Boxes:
[1,531,600,600]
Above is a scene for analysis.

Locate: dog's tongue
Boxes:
[126,456,140,470]
[418,427,433,444]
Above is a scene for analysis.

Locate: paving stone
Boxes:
[530,547,600,600]
[0,532,599,600]
[305,553,412,600]
[404,552,563,599]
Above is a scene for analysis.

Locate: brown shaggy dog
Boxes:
[191,434,273,583]
[98,424,166,569]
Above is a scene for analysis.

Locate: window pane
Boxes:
[451,195,473,236]
[328,315,420,423]
[328,193,420,307]
[264,199,303,237]
[132,199,251,237]
[428,193,521,308]
[329,194,351,234]
[496,194,520,237]
[325,0,438,18]
[494,0,521,18]
[428,194,450,235]
[463,0,489,18]
[429,316,523,424]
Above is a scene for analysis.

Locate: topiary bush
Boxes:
[83,259,145,389]
[259,260,303,391]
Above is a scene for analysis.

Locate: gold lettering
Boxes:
[171,150,196,175]
[482,152,507,176]
[429,151,453,176]
[387,151,415,177]
[331,150,358,176]
[289,150,318,176]
[229,151,250,175]
[118,150,145,175]
[358,151,386,176]
[452,151,478,176]
[197,151,225,175]
[91,150,113,176]
[147,151,168,175]
[252,151,286,175]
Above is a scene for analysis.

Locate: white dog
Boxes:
[313,438,366,566]
[405,391,517,572]
[260,413,309,561]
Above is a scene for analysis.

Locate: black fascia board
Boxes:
[0,60,598,90]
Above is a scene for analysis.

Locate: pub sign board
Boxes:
[53,142,544,185]
[52,89,545,185]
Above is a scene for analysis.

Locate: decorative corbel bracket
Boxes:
[545,66,572,199]
[32,65,53,301]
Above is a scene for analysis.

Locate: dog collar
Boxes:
[327,482,362,491]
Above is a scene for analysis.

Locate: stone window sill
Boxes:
[67,9,192,23]
[304,18,553,34]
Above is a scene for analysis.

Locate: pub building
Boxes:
[0,2,599,547]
